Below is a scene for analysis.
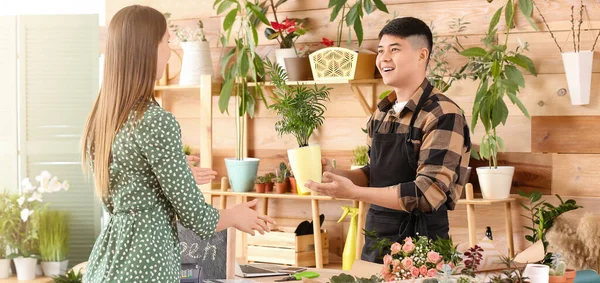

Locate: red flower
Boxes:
[283,17,295,29]
[321,37,334,47]
[287,26,297,33]
[270,21,286,32]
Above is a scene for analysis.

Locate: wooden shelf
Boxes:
[154,82,221,93]
[248,78,381,87]
[456,196,518,205]
[200,189,353,201]
[249,78,382,115]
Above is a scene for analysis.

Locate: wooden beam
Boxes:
[532,116,600,154]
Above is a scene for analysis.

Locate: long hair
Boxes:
[81,5,166,199]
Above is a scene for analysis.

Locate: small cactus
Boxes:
[549,268,557,276]
[555,261,566,276]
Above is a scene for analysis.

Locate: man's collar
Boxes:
[376,78,431,114]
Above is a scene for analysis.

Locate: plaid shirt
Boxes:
[360,78,471,212]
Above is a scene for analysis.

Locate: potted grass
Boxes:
[39,210,70,277]
[215,0,270,192]
[350,145,368,170]
[274,162,290,194]
[265,58,331,195]
[460,0,537,199]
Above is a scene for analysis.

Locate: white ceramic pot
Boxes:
[13,257,37,280]
[179,41,213,85]
[41,260,69,277]
[275,48,298,73]
[288,145,322,195]
[476,166,515,199]
[0,259,11,279]
[561,51,593,105]
[523,264,550,283]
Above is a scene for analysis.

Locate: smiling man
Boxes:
[305,17,472,263]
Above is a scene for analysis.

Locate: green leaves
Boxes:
[223,7,238,31]
[505,65,525,87]
[488,7,503,35]
[247,2,269,25]
[460,47,487,57]
[505,0,514,29]
[328,0,388,47]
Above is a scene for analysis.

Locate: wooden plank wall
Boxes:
[105,0,600,263]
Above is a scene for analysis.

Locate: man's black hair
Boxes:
[378,17,433,60]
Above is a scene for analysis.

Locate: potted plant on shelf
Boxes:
[274,162,290,194]
[265,58,331,195]
[460,0,537,199]
[309,0,388,81]
[214,0,270,192]
[164,13,213,85]
[263,172,275,193]
[549,254,568,283]
[52,269,83,283]
[39,210,70,277]
[254,175,266,193]
[288,170,297,194]
[285,38,335,81]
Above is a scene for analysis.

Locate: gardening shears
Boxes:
[275,271,320,281]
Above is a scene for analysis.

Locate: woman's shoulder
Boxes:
[139,101,179,128]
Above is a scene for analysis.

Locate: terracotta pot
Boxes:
[254,183,266,193]
[289,177,297,194]
[284,57,313,81]
[265,182,274,193]
[275,182,288,194]
[549,275,567,283]
[564,269,576,283]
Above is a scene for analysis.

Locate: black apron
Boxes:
[361,83,449,263]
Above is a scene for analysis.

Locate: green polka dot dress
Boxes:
[83,102,220,283]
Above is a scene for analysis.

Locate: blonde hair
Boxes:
[81,5,166,199]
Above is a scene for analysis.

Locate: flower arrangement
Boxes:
[164,12,207,43]
[377,235,479,282]
[265,17,307,49]
[0,171,69,258]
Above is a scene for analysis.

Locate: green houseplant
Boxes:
[39,210,70,277]
[215,0,270,192]
[327,0,388,47]
[52,269,83,283]
[265,58,331,195]
[460,0,537,199]
[0,191,15,279]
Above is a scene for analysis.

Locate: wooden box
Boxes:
[246,227,329,267]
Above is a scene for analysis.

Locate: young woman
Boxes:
[80,5,274,282]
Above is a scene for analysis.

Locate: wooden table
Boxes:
[201,177,368,270]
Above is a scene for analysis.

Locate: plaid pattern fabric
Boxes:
[360,78,471,212]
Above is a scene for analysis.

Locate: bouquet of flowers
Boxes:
[380,235,482,282]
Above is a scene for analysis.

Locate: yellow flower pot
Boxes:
[287,145,322,195]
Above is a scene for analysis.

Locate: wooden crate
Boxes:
[246,227,329,267]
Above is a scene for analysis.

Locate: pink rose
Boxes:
[384,274,396,282]
[402,257,414,269]
[392,259,402,272]
[410,266,420,278]
[420,265,428,276]
[427,251,441,264]
[383,254,393,266]
[402,242,416,253]
[427,268,438,277]
[404,237,413,244]
[436,262,443,270]
[381,266,391,276]
[391,242,402,255]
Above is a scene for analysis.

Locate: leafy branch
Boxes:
[327,0,389,47]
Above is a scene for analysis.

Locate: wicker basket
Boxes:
[309,47,377,80]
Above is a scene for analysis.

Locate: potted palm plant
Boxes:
[265,58,331,195]
[215,0,270,192]
[39,210,70,277]
[460,0,537,199]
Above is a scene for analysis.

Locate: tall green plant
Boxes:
[215,0,270,160]
[518,190,581,264]
[39,210,70,262]
[265,59,331,147]
[327,0,389,47]
[460,0,537,168]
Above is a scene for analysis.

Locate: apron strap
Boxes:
[407,83,434,141]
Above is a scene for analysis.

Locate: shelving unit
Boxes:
[249,78,383,115]
[153,75,220,190]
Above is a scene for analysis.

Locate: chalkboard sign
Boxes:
[177,222,228,280]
